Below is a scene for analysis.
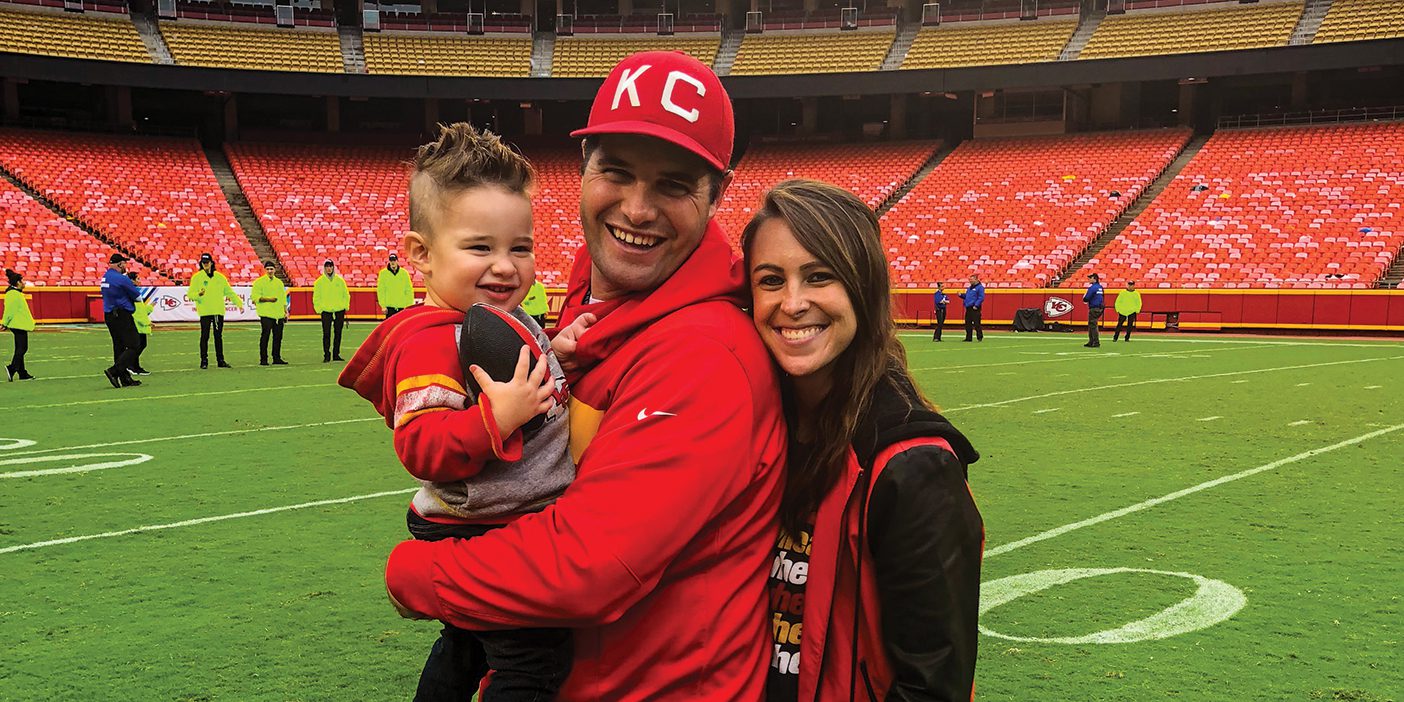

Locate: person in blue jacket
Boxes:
[957,274,984,342]
[1083,273,1105,348]
[100,253,143,388]
[931,282,949,342]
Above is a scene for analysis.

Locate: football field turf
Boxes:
[2,321,1400,701]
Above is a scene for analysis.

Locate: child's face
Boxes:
[408,184,535,313]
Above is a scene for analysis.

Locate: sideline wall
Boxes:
[13,287,1404,332]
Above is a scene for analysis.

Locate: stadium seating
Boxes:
[0,128,259,285]
[362,32,533,76]
[160,21,343,72]
[223,142,416,286]
[1078,1,1302,59]
[1312,0,1404,44]
[551,35,720,78]
[0,178,170,286]
[729,30,894,75]
[1081,122,1404,288]
[902,19,1076,70]
[880,129,1192,287]
[714,140,941,247]
[0,6,150,63]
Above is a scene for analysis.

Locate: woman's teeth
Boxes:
[779,326,823,341]
[610,226,661,248]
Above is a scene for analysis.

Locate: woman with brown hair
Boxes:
[743,179,984,702]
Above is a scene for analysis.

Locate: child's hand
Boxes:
[468,346,554,437]
[551,312,597,375]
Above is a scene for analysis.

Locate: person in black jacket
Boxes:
[744,179,982,702]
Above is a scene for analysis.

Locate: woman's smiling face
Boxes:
[748,217,857,393]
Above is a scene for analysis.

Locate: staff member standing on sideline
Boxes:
[931,281,949,342]
[1113,279,1142,342]
[521,279,549,328]
[2,268,35,381]
[1083,273,1105,348]
[189,252,241,369]
[313,259,349,362]
[252,260,289,365]
[957,274,984,342]
[100,253,142,388]
[376,253,413,319]
[127,271,153,376]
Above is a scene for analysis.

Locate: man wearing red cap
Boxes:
[385,51,787,700]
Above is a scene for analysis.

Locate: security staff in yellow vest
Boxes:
[313,259,350,362]
[252,260,289,365]
[1113,280,1143,342]
[127,271,153,376]
[376,253,414,319]
[2,268,35,381]
[189,252,242,369]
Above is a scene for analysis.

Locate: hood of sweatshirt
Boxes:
[337,305,462,426]
[853,372,980,475]
[555,220,747,385]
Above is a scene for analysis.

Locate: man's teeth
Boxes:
[610,226,661,248]
[780,326,823,341]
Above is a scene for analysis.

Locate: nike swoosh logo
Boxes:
[637,409,678,421]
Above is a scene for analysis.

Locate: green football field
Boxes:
[2,321,1400,702]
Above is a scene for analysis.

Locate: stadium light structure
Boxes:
[921,2,940,26]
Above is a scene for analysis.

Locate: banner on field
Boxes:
[144,286,262,322]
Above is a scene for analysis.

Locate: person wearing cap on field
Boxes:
[1113,279,1142,342]
[100,253,142,388]
[376,253,413,319]
[1083,272,1105,348]
[313,259,349,362]
[2,268,35,381]
[252,260,288,365]
[189,252,241,369]
[383,51,786,701]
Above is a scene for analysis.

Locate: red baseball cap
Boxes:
[571,51,734,173]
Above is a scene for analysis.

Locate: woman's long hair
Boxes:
[741,179,931,539]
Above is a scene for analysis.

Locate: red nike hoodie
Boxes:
[386,222,787,701]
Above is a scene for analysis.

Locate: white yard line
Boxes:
[2,418,379,457]
[0,489,418,555]
[1033,408,1061,414]
[943,355,1404,413]
[1289,420,1312,427]
[984,423,1404,558]
[909,344,1277,373]
[1364,385,1383,390]
[899,332,1404,349]
[33,365,335,382]
[1197,416,1222,422]
[14,383,336,410]
[1112,411,1140,418]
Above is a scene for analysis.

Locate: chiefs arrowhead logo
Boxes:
[1043,297,1073,319]
[158,295,181,311]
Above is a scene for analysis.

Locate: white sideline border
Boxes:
[909,343,1279,372]
[2,418,380,458]
[14,383,337,410]
[899,332,1404,349]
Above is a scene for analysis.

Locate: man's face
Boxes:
[201,260,213,273]
[324,264,334,277]
[389,260,399,273]
[264,264,276,278]
[579,134,730,300]
[969,275,978,286]
[115,260,128,273]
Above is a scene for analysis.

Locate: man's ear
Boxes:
[707,170,736,221]
[403,231,432,276]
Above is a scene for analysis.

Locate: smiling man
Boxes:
[385,51,787,700]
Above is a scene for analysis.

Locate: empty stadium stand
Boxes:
[159,20,343,72]
[1312,0,1404,44]
[0,6,150,63]
[1081,122,1404,288]
[729,29,894,75]
[551,35,720,77]
[714,140,942,246]
[0,128,260,285]
[362,32,533,76]
[0,178,169,286]
[902,19,1076,69]
[879,129,1193,287]
[1078,1,1302,59]
[223,142,416,286]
